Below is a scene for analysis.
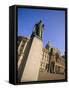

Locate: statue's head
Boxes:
[39,20,42,24]
[40,20,42,22]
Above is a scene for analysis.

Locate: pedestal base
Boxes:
[21,36,43,82]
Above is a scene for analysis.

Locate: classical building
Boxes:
[40,41,65,74]
[18,36,29,69]
[18,36,65,81]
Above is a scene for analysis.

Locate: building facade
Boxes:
[18,36,65,74]
[40,41,65,74]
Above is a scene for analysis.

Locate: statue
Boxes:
[32,20,44,39]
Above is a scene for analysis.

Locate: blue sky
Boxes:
[18,8,65,55]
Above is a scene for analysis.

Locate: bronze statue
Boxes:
[32,20,44,39]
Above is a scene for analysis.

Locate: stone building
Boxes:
[40,48,49,72]
[17,36,30,81]
[40,41,65,74]
[18,36,65,77]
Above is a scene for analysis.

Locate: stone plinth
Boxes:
[21,36,43,82]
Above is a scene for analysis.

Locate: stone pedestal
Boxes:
[21,36,43,82]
